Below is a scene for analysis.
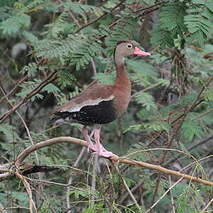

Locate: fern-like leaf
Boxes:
[151,2,186,48]
[184,5,213,46]
[0,13,31,36]
[134,91,157,111]
[34,35,102,70]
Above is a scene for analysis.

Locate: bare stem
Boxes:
[66,147,86,213]
[0,136,212,186]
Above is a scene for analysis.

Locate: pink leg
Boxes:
[82,127,117,158]
[82,128,96,152]
[92,128,118,158]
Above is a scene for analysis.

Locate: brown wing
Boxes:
[53,83,115,114]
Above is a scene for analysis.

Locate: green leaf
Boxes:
[147,121,170,132]
[21,62,38,76]
[93,72,115,85]
[204,87,213,101]
[0,13,31,36]
[16,80,43,101]
[105,17,138,54]
[181,119,204,141]
[22,30,38,42]
[34,35,102,70]
[151,2,186,48]
[160,3,186,31]
[184,6,213,46]
[134,91,157,111]
[42,83,60,94]
[69,187,91,200]
[0,124,15,140]
[57,70,76,89]
[63,1,103,17]
[127,59,157,77]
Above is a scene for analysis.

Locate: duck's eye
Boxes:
[127,43,133,49]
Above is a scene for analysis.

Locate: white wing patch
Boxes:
[60,95,114,113]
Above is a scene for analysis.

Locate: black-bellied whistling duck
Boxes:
[53,40,150,158]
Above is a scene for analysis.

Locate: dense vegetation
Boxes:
[0,0,212,212]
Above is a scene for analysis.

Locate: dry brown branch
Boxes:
[0,137,212,186]
[201,198,213,212]
[0,75,28,104]
[0,84,40,164]
[134,1,166,13]
[145,177,184,213]
[74,0,126,33]
[164,134,213,167]
[119,180,143,203]
[168,175,176,213]
[15,171,37,213]
[150,80,211,202]
[114,165,141,211]
[66,147,86,213]
[0,70,57,123]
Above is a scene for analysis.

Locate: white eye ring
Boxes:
[127,43,133,49]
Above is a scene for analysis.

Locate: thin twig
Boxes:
[164,134,213,167]
[160,80,211,164]
[15,171,37,213]
[137,7,161,18]
[0,70,57,123]
[201,198,213,212]
[66,147,86,213]
[4,206,29,211]
[0,201,7,213]
[68,9,81,27]
[91,58,97,75]
[169,175,176,213]
[58,0,81,27]
[26,177,92,189]
[0,85,40,165]
[145,178,184,213]
[124,148,196,161]
[115,165,142,212]
[0,75,28,104]
[119,180,143,204]
[74,0,126,33]
[134,1,167,13]
[151,173,161,204]
[119,155,212,205]
[91,155,98,205]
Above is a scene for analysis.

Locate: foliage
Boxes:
[0,0,212,212]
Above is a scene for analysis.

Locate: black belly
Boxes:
[56,100,117,125]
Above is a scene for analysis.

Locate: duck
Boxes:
[53,40,150,158]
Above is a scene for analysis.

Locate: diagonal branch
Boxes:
[74,0,126,33]
[0,70,57,123]
[15,172,37,213]
[0,136,212,186]
[164,134,213,167]
[0,75,28,104]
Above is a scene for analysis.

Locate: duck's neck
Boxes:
[114,52,131,90]
[113,57,131,117]
[115,64,127,84]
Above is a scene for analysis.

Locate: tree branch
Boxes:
[0,75,28,104]
[0,70,57,123]
[0,137,212,186]
[74,0,126,34]
[164,134,213,167]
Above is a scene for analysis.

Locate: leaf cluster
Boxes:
[0,0,212,212]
